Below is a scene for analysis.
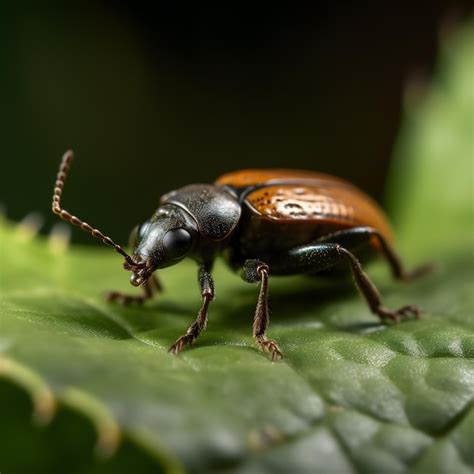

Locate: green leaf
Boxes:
[386,18,474,256]
[1,19,473,474]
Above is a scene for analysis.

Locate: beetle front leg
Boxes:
[106,274,162,305]
[168,265,215,355]
[242,259,283,361]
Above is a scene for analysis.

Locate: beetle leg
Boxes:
[270,243,422,323]
[105,274,162,306]
[242,259,283,361]
[313,226,434,281]
[333,246,422,323]
[169,265,214,355]
[366,229,434,281]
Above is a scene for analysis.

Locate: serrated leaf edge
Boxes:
[0,354,56,424]
[0,355,186,473]
[60,386,122,458]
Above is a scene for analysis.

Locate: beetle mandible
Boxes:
[52,151,431,360]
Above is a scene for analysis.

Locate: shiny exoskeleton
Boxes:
[52,152,430,360]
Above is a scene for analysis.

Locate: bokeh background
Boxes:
[1,1,471,243]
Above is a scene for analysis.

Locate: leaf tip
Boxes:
[16,212,44,240]
[0,356,57,426]
[61,387,122,459]
[48,222,72,253]
[94,423,122,459]
[32,391,57,426]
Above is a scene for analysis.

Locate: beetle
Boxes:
[52,150,431,360]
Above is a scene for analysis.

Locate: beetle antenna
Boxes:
[52,150,140,268]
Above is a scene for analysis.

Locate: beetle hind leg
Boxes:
[270,243,422,324]
[359,228,434,282]
[334,246,423,323]
[243,259,283,361]
[314,226,434,282]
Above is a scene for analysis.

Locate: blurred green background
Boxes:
[0,2,472,243]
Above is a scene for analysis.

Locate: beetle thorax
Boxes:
[160,184,242,242]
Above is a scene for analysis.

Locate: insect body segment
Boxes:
[52,153,429,360]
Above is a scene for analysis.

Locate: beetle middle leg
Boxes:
[106,274,162,305]
[242,259,283,361]
[168,265,215,355]
[271,243,422,323]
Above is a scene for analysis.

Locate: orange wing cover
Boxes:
[216,169,393,241]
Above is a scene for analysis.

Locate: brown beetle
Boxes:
[52,152,430,360]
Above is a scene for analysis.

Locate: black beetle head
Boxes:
[128,204,198,286]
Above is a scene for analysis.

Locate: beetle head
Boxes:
[128,204,198,286]
[51,151,201,288]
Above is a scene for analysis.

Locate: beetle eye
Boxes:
[163,228,192,260]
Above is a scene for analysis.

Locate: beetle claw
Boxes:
[256,338,283,361]
[105,291,145,306]
[168,335,194,355]
[377,304,423,323]
[401,263,437,281]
